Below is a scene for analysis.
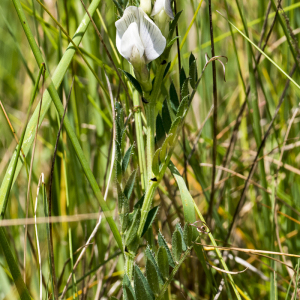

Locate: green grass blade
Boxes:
[0,228,32,300]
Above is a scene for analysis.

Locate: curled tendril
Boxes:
[189,220,211,234]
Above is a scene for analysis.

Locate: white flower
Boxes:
[115,6,166,91]
[151,0,174,20]
[116,6,166,64]
[139,0,152,15]
[151,0,174,37]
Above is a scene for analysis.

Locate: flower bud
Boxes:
[151,0,174,37]
[139,0,152,15]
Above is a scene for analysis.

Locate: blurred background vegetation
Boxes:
[0,0,300,299]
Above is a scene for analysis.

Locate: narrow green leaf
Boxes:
[169,82,179,113]
[172,230,182,262]
[146,258,160,296]
[125,208,141,246]
[157,247,169,280]
[162,99,172,133]
[134,265,154,300]
[158,232,175,268]
[124,169,137,200]
[152,148,161,177]
[122,145,133,174]
[121,70,143,95]
[141,205,160,237]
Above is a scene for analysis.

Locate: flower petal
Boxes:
[164,0,174,19]
[115,6,140,56]
[120,22,145,61]
[139,8,166,63]
[151,0,164,16]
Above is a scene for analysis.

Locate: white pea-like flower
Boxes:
[151,0,174,37]
[115,6,166,91]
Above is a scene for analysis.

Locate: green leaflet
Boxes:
[121,70,143,95]
[156,114,166,146]
[156,247,169,280]
[152,148,161,177]
[145,247,164,284]
[146,258,160,296]
[175,223,187,251]
[176,95,190,119]
[189,53,198,89]
[160,134,174,163]
[125,208,140,246]
[141,205,160,237]
[167,11,182,42]
[158,232,175,268]
[179,68,187,91]
[168,117,181,138]
[134,265,154,300]
[183,223,193,247]
[117,182,129,233]
[168,161,195,222]
[124,169,137,200]
[172,230,182,263]
[169,82,179,113]
[181,78,190,99]
[122,145,133,175]
[162,99,172,133]
[123,274,136,300]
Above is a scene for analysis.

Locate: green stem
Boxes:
[136,63,166,238]
[10,0,123,251]
[146,102,156,184]
[133,90,147,190]
[137,180,158,237]
[125,252,135,281]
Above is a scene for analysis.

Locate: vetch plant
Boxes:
[113,1,239,299]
